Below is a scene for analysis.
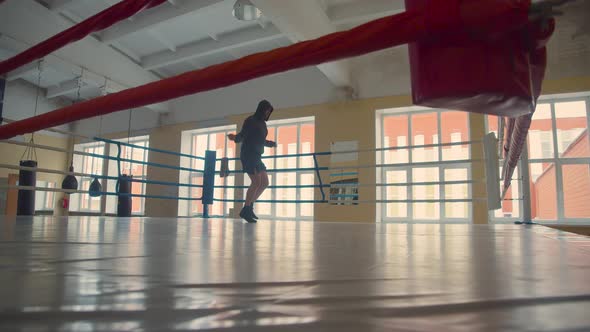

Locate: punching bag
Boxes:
[406,0,554,117]
[220,157,230,178]
[61,165,78,190]
[17,160,37,216]
[117,175,132,217]
[89,177,102,197]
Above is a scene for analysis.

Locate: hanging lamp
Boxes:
[232,0,261,21]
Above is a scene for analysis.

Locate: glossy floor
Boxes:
[1,216,590,331]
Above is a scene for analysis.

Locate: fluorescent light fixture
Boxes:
[232,0,261,21]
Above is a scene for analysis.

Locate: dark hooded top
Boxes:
[234,100,274,156]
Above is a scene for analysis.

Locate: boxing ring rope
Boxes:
[0,0,167,76]
[5,137,205,175]
[0,0,562,212]
[0,146,204,196]
[0,129,523,219]
[0,128,210,215]
[0,1,536,140]
[207,138,503,213]
[0,184,199,201]
[0,141,204,191]
[95,137,206,162]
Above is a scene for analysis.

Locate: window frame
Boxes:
[108,136,150,216]
[488,95,590,225]
[378,108,472,223]
[246,116,315,220]
[179,125,237,217]
[71,142,106,214]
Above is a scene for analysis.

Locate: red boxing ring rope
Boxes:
[0,0,167,76]
[0,1,534,140]
[0,11,425,139]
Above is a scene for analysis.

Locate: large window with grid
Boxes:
[489,96,590,224]
[71,142,105,213]
[244,117,315,220]
[178,125,236,217]
[35,181,56,213]
[377,109,471,222]
[105,136,150,216]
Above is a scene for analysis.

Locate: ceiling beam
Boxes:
[5,61,40,81]
[327,0,405,26]
[141,25,283,70]
[56,8,144,63]
[46,0,77,12]
[0,35,168,113]
[251,0,351,87]
[148,29,176,52]
[1,0,166,102]
[137,0,405,75]
[99,0,223,44]
[46,77,86,99]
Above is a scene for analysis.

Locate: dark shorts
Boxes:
[241,153,266,175]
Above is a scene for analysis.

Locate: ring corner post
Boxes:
[202,150,217,218]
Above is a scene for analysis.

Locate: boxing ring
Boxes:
[1,216,590,331]
[1,0,589,330]
[0,133,588,331]
[0,0,563,195]
[0,124,505,220]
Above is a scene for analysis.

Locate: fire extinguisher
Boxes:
[61,195,69,209]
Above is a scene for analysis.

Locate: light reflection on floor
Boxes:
[1,216,589,331]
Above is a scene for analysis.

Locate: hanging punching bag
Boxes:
[117,175,132,217]
[17,160,37,216]
[62,165,78,190]
[220,157,230,178]
[89,177,102,197]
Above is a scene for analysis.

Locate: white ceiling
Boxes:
[0,0,588,135]
[0,0,404,110]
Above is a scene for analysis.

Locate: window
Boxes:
[378,109,471,222]
[244,117,315,219]
[70,142,105,213]
[528,99,590,222]
[488,96,590,224]
[540,132,553,159]
[70,137,150,215]
[178,126,236,217]
[35,181,55,212]
[106,136,149,215]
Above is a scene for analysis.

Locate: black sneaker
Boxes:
[251,203,258,220]
[239,206,257,223]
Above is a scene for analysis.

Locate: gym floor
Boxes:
[1,216,589,331]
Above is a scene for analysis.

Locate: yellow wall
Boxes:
[100,75,590,221]
[0,133,70,214]
[77,123,199,218]
[469,113,489,224]
[3,76,587,220]
[228,95,413,222]
[143,123,195,218]
[0,133,69,182]
[542,76,590,95]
